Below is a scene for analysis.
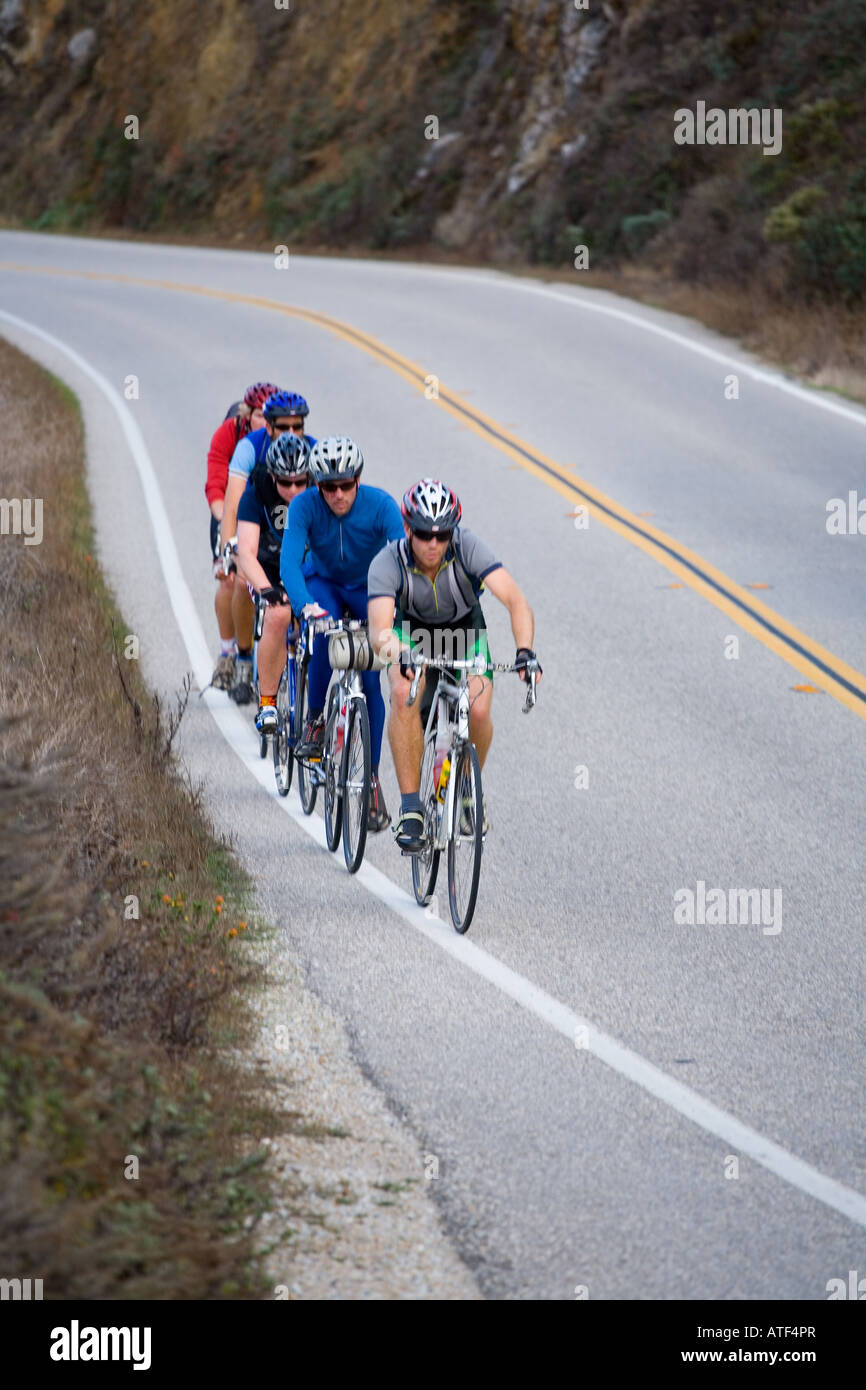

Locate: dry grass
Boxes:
[0,338,279,1298]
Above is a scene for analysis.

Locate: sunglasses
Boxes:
[273,420,305,433]
[413,528,452,544]
[320,479,357,495]
[271,474,308,490]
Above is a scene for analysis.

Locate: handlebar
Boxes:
[405,652,538,713]
[300,614,366,656]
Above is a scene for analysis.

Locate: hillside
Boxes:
[1,0,864,312]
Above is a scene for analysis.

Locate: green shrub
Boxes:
[763,185,827,243]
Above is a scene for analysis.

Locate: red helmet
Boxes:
[243,381,281,411]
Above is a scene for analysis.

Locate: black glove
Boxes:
[399,647,416,681]
[260,585,289,606]
[515,646,542,681]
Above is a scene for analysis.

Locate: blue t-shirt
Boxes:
[280,484,403,613]
[229,428,317,480]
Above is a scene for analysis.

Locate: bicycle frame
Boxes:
[410,653,538,851]
[303,617,368,788]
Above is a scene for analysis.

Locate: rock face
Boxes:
[67,29,97,64]
[0,0,864,305]
[435,3,612,250]
[0,0,25,43]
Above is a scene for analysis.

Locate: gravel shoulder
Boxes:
[247,937,481,1300]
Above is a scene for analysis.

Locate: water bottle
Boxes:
[435,753,451,803]
[335,697,347,757]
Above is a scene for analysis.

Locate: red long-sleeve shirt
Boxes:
[205,416,248,506]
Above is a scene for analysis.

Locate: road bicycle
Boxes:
[406,652,538,933]
[320,622,382,874]
[251,591,299,796]
[293,617,381,863]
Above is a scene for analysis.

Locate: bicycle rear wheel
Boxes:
[323,684,343,853]
[411,734,441,906]
[447,742,483,934]
[273,662,293,797]
[295,655,318,815]
[341,698,370,875]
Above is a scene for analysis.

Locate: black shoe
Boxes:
[230,658,254,705]
[367,774,391,832]
[393,809,426,853]
[296,713,325,759]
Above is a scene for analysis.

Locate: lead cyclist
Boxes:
[367,478,542,853]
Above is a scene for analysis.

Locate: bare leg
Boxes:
[233,581,255,651]
[387,666,426,794]
[467,676,493,767]
[257,604,293,697]
[215,572,235,640]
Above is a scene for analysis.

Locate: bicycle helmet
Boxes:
[401,478,461,532]
[308,436,364,484]
[243,381,281,411]
[266,432,313,478]
[263,390,309,422]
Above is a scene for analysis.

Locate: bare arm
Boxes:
[368,596,399,662]
[482,567,534,651]
[237,521,273,593]
[221,473,247,551]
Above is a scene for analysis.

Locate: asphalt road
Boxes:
[2,231,865,1300]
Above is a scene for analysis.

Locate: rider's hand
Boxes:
[515,646,542,682]
[260,585,289,606]
[302,602,332,629]
[398,647,416,681]
[222,536,238,577]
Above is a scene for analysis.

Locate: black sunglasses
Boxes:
[320,479,357,494]
[413,528,452,544]
[271,473,308,489]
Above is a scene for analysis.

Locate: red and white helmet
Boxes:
[401,478,461,532]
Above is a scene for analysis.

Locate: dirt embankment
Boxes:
[0,336,478,1299]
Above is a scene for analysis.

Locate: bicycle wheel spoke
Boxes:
[447,744,483,933]
[342,700,370,874]
[411,734,440,905]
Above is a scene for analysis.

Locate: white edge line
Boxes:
[3,305,866,1235]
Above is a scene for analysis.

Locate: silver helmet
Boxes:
[309,435,364,484]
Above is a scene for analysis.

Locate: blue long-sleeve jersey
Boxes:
[280,483,403,613]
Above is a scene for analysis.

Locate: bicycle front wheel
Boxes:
[323,684,343,853]
[411,734,440,906]
[273,663,293,797]
[295,655,318,815]
[341,698,370,875]
[447,742,483,934]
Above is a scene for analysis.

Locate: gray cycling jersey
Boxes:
[367,527,502,624]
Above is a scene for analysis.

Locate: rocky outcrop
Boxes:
[0,0,863,305]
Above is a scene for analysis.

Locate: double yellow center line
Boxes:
[5,260,866,722]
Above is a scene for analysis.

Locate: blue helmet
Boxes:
[263,390,309,422]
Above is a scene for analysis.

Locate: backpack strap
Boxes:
[396,538,416,613]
